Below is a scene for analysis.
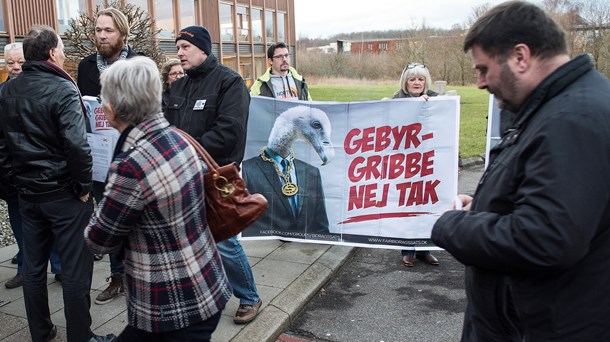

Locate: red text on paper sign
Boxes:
[344,124,439,210]
[94,107,112,129]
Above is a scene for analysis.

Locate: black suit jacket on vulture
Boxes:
[241,155,329,235]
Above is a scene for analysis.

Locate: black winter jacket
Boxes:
[76,48,138,96]
[0,61,92,201]
[164,54,250,166]
[432,54,610,341]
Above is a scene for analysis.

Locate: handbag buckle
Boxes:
[213,174,234,197]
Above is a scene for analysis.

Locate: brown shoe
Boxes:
[402,255,416,267]
[419,253,440,266]
[5,274,23,289]
[95,273,124,305]
[233,299,262,324]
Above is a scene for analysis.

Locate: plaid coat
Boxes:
[85,113,231,333]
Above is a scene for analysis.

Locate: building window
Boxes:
[254,56,267,78]
[0,0,5,31]
[239,60,252,87]
[367,43,373,51]
[277,12,285,43]
[220,3,234,41]
[265,10,274,41]
[380,43,388,50]
[57,0,87,34]
[236,6,249,42]
[251,9,262,42]
[180,0,194,28]
[223,55,237,71]
[155,1,174,38]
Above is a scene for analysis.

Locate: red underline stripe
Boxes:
[338,212,433,224]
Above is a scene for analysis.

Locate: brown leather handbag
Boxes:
[174,128,268,242]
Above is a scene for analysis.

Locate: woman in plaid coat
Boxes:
[85,56,231,341]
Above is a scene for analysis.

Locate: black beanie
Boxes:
[176,26,212,55]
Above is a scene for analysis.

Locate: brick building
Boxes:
[0,0,296,86]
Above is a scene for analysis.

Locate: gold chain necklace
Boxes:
[259,147,299,196]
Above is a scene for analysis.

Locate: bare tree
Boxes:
[63,0,164,71]
[579,0,610,72]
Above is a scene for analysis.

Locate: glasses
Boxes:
[272,53,290,60]
[96,96,102,104]
[169,71,185,77]
[406,64,426,70]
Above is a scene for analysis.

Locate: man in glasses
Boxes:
[250,42,312,100]
[76,7,140,307]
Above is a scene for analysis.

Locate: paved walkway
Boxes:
[0,240,354,341]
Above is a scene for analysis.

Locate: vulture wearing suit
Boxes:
[241,105,334,236]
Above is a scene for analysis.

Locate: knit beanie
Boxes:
[176,26,212,55]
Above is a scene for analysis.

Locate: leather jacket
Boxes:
[0,61,92,201]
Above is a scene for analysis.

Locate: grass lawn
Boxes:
[309,83,490,158]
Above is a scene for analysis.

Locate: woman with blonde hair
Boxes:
[393,63,440,267]
[161,58,184,112]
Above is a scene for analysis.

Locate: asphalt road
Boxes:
[281,165,484,342]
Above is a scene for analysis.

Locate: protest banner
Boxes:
[83,96,119,182]
[240,96,460,249]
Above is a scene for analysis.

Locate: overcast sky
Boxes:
[294,0,511,38]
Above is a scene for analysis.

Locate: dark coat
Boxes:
[0,61,92,201]
[432,55,610,341]
[241,155,329,235]
[164,54,250,166]
[392,89,439,98]
[76,48,138,96]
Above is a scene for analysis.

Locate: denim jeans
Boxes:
[216,236,259,305]
[6,196,61,275]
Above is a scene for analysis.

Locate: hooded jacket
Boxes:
[0,61,92,201]
[432,54,610,341]
[250,66,312,101]
[164,53,250,166]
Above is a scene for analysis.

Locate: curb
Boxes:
[461,155,485,169]
[232,245,356,342]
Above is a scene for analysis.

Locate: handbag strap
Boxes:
[173,128,220,172]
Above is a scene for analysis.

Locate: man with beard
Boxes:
[77,7,135,306]
[431,1,610,340]
[250,42,311,100]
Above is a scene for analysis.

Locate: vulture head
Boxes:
[267,106,335,165]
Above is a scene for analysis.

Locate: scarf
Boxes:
[96,45,129,73]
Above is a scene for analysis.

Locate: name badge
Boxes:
[193,99,207,110]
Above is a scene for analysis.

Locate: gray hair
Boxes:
[100,56,162,125]
[399,63,432,95]
[4,42,22,54]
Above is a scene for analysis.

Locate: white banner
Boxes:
[240,96,460,249]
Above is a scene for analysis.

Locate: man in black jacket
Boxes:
[0,25,114,342]
[77,7,135,306]
[165,25,262,325]
[432,2,610,341]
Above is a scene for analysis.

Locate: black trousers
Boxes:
[117,312,222,342]
[20,196,95,342]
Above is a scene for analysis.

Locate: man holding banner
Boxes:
[432,2,610,341]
